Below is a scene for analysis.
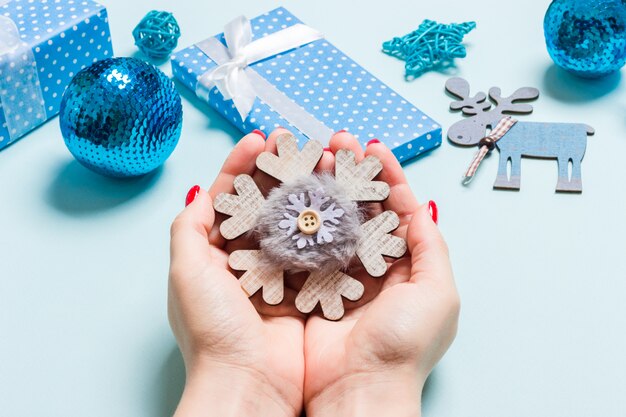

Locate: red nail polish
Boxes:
[323,147,331,152]
[252,129,266,140]
[335,129,346,134]
[185,185,200,207]
[428,200,438,225]
[366,138,381,146]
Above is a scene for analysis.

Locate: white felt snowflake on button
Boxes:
[214,132,407,320]
[279,191,345,248]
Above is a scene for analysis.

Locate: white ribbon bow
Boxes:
[203,15,323,120]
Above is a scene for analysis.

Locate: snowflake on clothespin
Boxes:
[382,19,476,79]
[213,133,407,320]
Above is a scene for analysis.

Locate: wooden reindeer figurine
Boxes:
[446,77,594,192]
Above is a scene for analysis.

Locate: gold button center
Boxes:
[297,210,321,235]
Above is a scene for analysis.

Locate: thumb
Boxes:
[169,188,215,277]
[406,203,454,289]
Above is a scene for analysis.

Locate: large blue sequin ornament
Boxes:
[544,0,626,78]
[60,57,183,177]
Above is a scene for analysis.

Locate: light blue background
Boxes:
[1,0,625,416]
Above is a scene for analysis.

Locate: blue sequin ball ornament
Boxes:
[544,0,626,78]
[133,10,181,60]
[60,57,183,178]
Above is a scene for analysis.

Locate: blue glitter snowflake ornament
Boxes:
[60,57,183,178]
[383,19,476,79]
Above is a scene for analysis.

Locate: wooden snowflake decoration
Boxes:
[214,133,407,320]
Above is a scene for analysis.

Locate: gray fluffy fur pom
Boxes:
[255,173,362,273]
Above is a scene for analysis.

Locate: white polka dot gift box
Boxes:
[171,7,442,163]
[0,0,113,150]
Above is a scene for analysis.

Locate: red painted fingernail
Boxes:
[366,138,381,146]
[252,129,266,140]
[428,200,438,225]
[185,185,200,207]
[335,129,346,134]
[323,147,331,152]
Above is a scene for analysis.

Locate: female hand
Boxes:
[303,133,460,417]
[168,129,306,417]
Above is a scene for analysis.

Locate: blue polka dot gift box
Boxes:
[171,7,442,164]
[0,0,113,150]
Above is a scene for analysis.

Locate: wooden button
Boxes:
[297,210,321,235]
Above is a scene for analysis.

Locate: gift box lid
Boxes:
[1,0,108,46]
[172,7,442,163]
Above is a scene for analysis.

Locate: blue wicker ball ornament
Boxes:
[59,57,183,178]
[132,10,181,60]
[544,0,626,78]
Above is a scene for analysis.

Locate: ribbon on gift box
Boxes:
[194,15,335,143]
[0,0,47,142]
